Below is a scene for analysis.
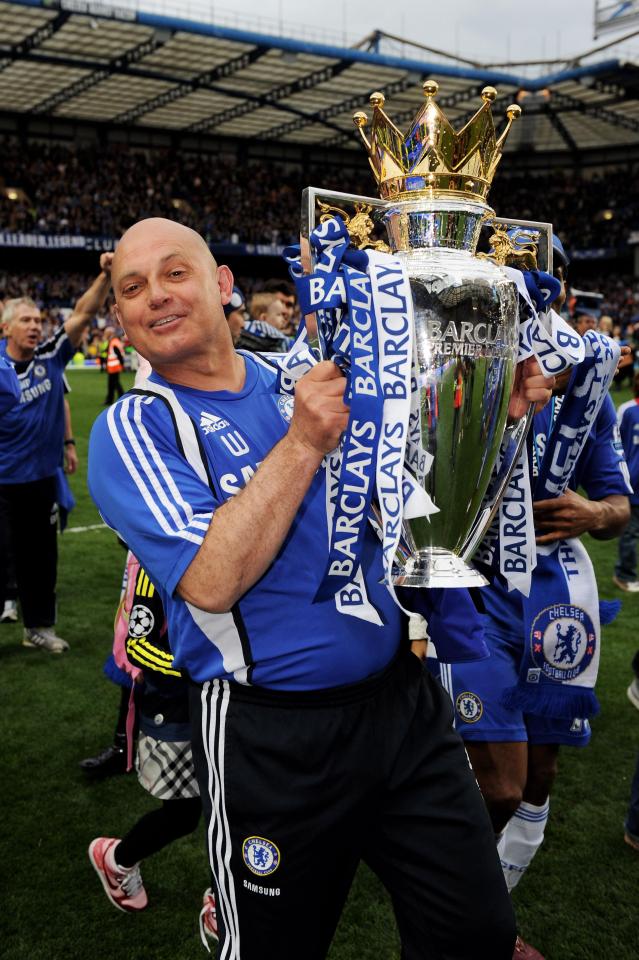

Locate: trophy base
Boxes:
[391,550,488,589]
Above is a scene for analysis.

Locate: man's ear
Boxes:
[217,265,235,306]
[113,303,124,330]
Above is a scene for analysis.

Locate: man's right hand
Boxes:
[288,361,349,457]
[179,360,350,613]
[99,252,114,277]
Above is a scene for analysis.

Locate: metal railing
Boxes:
[97,0,357,46]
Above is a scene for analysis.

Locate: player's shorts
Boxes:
[136,733,200,800]
[433,630,591,748]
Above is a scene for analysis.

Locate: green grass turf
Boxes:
[1,371,637,959]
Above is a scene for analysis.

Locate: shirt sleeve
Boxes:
[0,356,20,415]
[88,394,218,596]
[579,395,633,500]
[37,326,74,370]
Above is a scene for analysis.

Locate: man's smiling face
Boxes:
[112,218,233,369]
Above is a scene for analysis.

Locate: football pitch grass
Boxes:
[2,369,637,960]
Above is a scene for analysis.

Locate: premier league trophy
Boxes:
[301,82,535,588]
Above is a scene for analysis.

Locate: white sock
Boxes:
[497,798,550,892]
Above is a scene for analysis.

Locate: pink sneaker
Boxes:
[513,936,545,960]
[88,837,148,913]
[199,887,219,948]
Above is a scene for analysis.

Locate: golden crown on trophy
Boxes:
[352,80,522,203]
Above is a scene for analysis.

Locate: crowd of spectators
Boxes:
[2,136,639,336]
[0,137,366,246]
[490,168,639,252]
[2,137,638,251]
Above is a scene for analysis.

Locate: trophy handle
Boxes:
[461,404,535,563]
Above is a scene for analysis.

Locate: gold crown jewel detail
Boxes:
[352,81,522,202]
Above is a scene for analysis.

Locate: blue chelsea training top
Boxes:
[0,327,73,484]
[88,352,404,690]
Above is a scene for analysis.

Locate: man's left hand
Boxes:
[508,357,554,421]
[64,444,78,475]
[534,489,603,543]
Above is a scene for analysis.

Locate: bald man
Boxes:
[88,218,551,959]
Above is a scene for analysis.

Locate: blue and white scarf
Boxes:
[501,330,621,718]
[476,269,585,597]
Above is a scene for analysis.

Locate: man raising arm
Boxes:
[0,254,112,653]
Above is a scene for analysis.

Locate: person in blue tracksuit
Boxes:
[89,217,553,960]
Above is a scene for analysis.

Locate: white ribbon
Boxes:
[367,251,416,590]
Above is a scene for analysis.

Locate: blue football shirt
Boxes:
[88,352,403,689]
[0,356,20,415]
[616,398,639,505]
[0,327,74,484]
[482,392,631,637]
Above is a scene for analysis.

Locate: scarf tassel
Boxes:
[501,683,600,720]
[599,599,621,626]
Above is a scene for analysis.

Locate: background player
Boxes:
[614,371,639,592]
[0,255,112,652]
[436,245,631,960]
[89,560,218,945]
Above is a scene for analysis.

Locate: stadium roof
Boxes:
[2,0,639,156]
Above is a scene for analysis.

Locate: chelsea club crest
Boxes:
[530,604,596,682]
[455,691,483,723]
[242,836,280,876]
[34,363,46,379]
[276,394,294,423]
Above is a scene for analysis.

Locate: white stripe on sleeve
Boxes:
[106,398,205,546]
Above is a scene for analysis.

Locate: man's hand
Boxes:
[534,489,629,543]
[65,252,114,347]
[64,443,78,475]
[99,252,114,276]
[508,357,554,421]
[288,361,349,459]
[617,344,633,372]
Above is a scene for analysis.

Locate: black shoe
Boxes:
[79,743,128,778]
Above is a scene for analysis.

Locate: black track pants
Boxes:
[190,651,516,960]
[115,797,202,868]
[106,373,124,404]
[0,476,57,627]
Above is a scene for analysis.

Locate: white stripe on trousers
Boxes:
[439,663,453,702]
[201,680,241,958]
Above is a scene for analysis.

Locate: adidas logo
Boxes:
[200,411,230,435]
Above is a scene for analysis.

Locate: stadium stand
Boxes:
[1,136,638,253]
[2,137,639,336]
[1,0,638,337]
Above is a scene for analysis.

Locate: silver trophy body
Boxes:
[385,197,520,587]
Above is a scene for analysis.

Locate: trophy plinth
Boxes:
[392,550,488,589]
